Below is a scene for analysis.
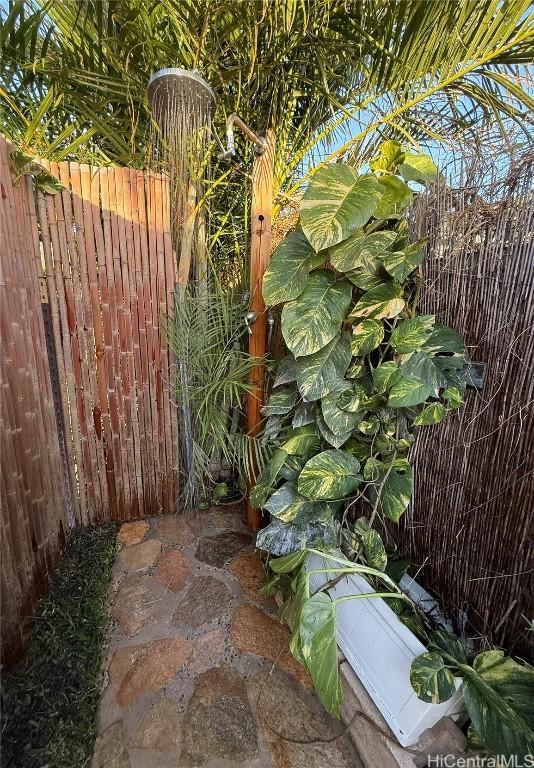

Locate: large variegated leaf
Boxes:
[264,482,322,523]
[422,324,466,355]
[382,241,425,282]
[317,412,352,448]
[262,231,316,306]
[281,270,353,358]
[300,592,343,717]
[321,387,360,436]
[273,354,298,387]
[282,425,321,456]
[329,230,397,272]
[387,375,432,407]
[250,448,288,508]
[256,518,339,556]
[379,465,413,521]
[261,386,298,416]
[337,382,368,413]
[300,165,381,252]
[413,403,445,425]
[298,449,361,500]
[399,153,438,184]
[347,255,389,291]
[391,315,435,353]
[410,652,456,704]
[461,651,534,758]
[401,350,448,395]
[351,319,384,356]
[370,140,406,173]
[372,361,401,394]
[375,176,413,219]
[349,282,405,320]
[295,332,351,402]
[292,402,316,428]
[360,526,388,570]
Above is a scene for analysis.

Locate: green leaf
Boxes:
[347,255,389,290]
[370,140,406,173]
[294,332,351,401]
[390,316,435,353]
[388,375,432,407]
[462,651,534,758]
[443,386,463,409]
[372,361,401,394]
[316,412,353,449]
[349,282,405,320]
[321,386,360,436]
[282,425,321,456]
[264,482,317,523]
[250,448,288,508]
[374,176,413,219]
[329,230,397,272]
[256,519,339,557]
[292,402,316,428]
[401,350,449,395]
[413,403,445,425]
[427,629,468,665]
[351,319,384,356]
[410,652,457,704]
[282,270,353,358]
[34,170,65,195]
[300,592,343,717]
[399,153,438,185]
[273,354,298,387]
[422,324,466,355]
[360,527,388,570]
[280,455,307,481]
[368,463,413,522]
[212,482,229,503]
[298,449,361,500]
[337,382,367,413]
[382,241,425,282]
[261,387,298,416]
[269,550,307,574]
[300,165,381,252]
[263,231,317,305]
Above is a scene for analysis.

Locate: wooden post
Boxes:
[246,129,275,531]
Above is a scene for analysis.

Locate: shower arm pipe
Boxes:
[225,114,267,156]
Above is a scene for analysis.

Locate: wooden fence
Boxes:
[401,157,534,659]
[0,135,179,661]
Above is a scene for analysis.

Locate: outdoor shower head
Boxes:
[147,67,216,127]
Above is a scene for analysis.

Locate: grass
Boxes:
[1,524,117,768]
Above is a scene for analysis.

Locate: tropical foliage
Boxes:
[1,0,533,190]
[255,140,469,562]
[411,633,534,759]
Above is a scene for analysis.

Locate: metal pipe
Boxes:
[225,114,267,156]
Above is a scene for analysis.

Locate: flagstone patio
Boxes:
[92,510,362,768]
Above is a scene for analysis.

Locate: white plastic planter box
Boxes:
[306,552,464,747]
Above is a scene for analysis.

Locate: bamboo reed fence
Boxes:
[0,135,180,661]
[1,137,70,662]
[402,153,534,659]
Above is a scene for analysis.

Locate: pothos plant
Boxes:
[252,141,534,758]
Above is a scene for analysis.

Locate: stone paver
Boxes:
[111,576,155,636]
[232,602,311,689]
[117,539,161,572]
[172,574,232,628]
[153,548,192,592]
[117,521,150,547]
[94,512,359,768]
[195,529,252,568]
[180,665,258,765]
[116,637,192,707]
